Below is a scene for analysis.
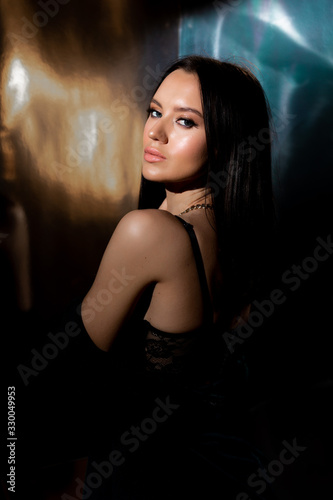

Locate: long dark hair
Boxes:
[139,55,276,325]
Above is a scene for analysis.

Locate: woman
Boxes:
[82,55,277,499]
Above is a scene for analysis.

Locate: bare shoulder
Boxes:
[115,209,188,245]
[111,209,192,266]
[81,209,192,350]
[117,208,179,229]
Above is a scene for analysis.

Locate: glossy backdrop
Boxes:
[1,0,332,320]
[0,0,179,318]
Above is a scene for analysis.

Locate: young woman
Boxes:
[81,55,277,499]
[82,55,275,349]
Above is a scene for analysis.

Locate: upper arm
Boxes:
[81,210,165,351]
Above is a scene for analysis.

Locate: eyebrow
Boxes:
[151,98,203,118]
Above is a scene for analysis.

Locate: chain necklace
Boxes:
[178,203,213,215]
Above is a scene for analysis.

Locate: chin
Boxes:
[142,165,164,183]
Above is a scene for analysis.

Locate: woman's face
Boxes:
[142,69,208,188]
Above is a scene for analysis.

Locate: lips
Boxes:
[144,147,166,163]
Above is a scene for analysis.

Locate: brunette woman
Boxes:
[81,55,276,499]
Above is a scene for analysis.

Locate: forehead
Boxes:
[154,69,202,108]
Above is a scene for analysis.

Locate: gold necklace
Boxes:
[178,203,213,215]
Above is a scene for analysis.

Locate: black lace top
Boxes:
[143,320,204,374]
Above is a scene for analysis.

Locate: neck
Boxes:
[161,186,212,215]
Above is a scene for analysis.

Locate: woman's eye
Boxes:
[146,108,197,128]
[177,118,196,128]
[147,108,161,118]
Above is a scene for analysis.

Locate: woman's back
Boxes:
[81,207,222,352]
[82,209,264,500]
[142,208,222,333]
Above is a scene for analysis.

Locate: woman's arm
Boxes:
[81,209,165,351]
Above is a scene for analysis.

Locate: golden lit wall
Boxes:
[0,0,179,316]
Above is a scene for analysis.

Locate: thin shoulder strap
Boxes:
[174,215,213,326]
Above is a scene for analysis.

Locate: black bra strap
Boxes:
[174,216,213,326]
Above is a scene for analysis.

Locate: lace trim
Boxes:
[143,321,201,374]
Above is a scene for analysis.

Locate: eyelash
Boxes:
[146,107,197,129]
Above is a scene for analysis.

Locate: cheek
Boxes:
[173,136,207,164]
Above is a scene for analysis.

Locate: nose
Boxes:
[148,121,168,143]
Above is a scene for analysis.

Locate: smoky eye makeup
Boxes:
[177,117,198,128]
[146,107,161,118]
